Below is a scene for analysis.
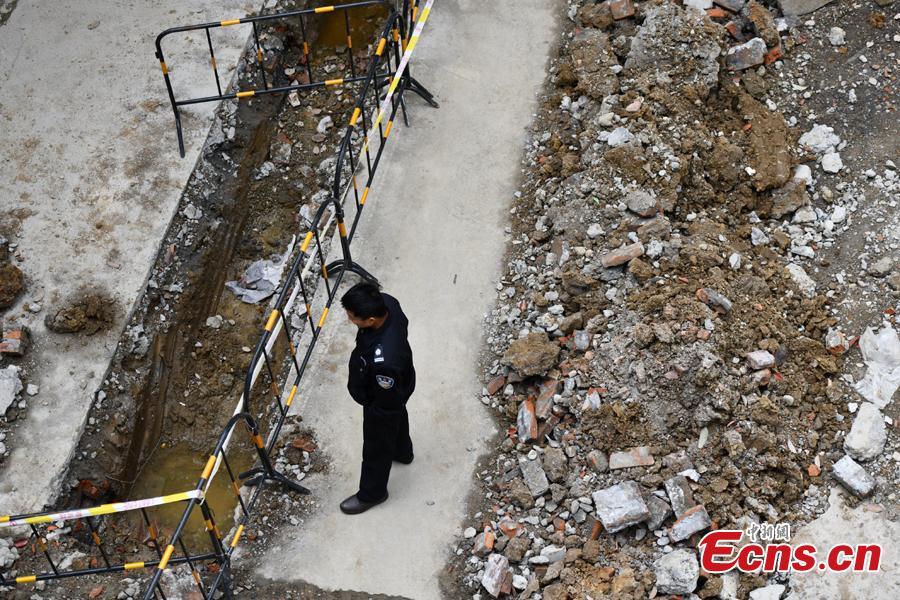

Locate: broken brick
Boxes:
[0,327,30,357]
[608,446,655,470]
[764,45,783,65]
[499,519,524,538]
[486,374,506,396]
[537,378,558,403]
[600,242,644,268]
[607,0,635,20]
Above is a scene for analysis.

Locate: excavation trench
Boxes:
[58,1,389,552]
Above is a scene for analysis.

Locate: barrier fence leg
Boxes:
[398,0,439,110]
[239,426,310,495]
[404,74,438,108]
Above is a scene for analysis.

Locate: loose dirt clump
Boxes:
[0,263,24,310]
[44,293,116,335]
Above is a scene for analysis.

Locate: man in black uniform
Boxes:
[339,281,415,514]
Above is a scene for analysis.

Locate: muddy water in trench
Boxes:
[129,445,254,548]
[313,4,388,52]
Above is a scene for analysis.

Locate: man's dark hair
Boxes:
[341,281,387,319]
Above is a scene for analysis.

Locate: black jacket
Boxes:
[347,293,416,408]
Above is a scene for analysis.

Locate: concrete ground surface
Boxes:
[0,0,251,515]
[255,0,556,597]
[789,488,900,599]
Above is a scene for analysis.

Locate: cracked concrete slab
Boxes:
[255,0,557,598]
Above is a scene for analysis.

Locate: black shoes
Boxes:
[393,454,414,465]
[340,492,388,515]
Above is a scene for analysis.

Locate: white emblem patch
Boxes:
[376,375,395,389]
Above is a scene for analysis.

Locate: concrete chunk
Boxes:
[0,365,23,415]
[481,553,510,597]
[669,504,712,542]
[844,402,887,462]
[750,584,786,600]
[520,456,550,497]
[832,455,876,498]
[654,548,699,595]
[726,38,767,71]
[747,350,776,370]
[592,481,650,533]
[664,475,696,517]
[646,494,673,531]
[517,398,538,443]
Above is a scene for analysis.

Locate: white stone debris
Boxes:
[844,402,887,462]
[654,549,699,595]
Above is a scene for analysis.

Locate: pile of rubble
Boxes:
[449,1,898,598]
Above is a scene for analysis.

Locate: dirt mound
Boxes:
[449,2,863,598]
[44,293,116,335]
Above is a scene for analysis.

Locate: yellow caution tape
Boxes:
[372,0,434,130]
[124,562,145,571]
[2,490,202,528]
[220,19,241,26]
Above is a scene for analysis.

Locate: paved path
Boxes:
[0,0,248,514]
[256,1,557,597]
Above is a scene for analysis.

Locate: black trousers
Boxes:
[357,403,413,502]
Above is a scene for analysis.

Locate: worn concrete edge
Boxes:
[436,2,567,596]
[9,7,267,517]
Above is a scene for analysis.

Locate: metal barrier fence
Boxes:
[156,0,435,157]
[0,0,436,597]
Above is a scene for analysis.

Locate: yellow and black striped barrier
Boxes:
[156,0,398,157]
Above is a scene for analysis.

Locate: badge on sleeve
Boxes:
[376,374,395,389]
